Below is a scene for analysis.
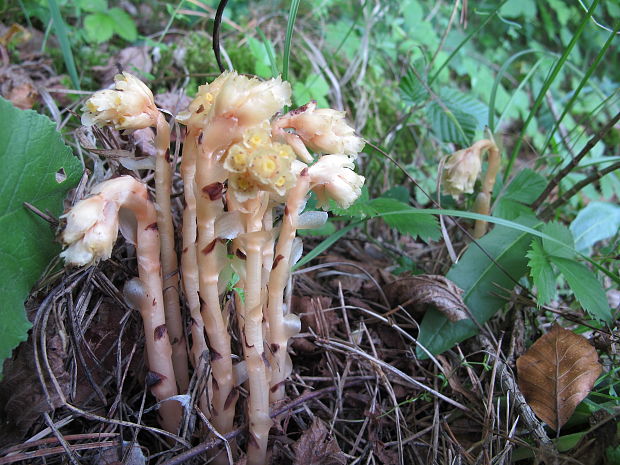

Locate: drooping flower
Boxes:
[274,101,364,159]
[81,72,158,130]
[443,147,482,196]
[60,195,120,266]
[308,154,365,209]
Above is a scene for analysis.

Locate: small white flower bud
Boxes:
[443,147,482,196]
[308,154,365,209]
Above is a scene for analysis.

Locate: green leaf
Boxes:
[550,257,612,324]
[570,202,620,254]
[75,0,107,12]
[369,198,440,242]
[542,222,575,259]
[382,186,410,204]
[500,0,537,19]
[108,8,138,42]
[502,169,547,204]
[417,214,540,358]
[526,239,557,306]
[329,187,374,218]
[84,12,115,44]
[426,88,488,145]
[400,65,428,106]
[0,98,82,376]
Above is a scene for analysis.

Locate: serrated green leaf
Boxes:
[382,186,410,203]
[550,257,612,324]
[526,239,557,306]
[417,214,540,358]
[502,169,547,204]
[542,222,575,259]
[426,88,488,145]
[84,12,115,44]
[329,187,374,218]
[494,198,534,221]
[570,202,620,254]
[369,198,440,242]
[108,8,138,42]
[400,65,428,106]
[0,98,82,376]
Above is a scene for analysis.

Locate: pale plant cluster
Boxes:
[60,71,365,464]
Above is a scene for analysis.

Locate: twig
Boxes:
[530,110,620,211]
[158,381,367,465]
[539,160,620,220]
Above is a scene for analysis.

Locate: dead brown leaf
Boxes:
[292,418,347,465]
[385,274,468,321]
[516,324,602,431]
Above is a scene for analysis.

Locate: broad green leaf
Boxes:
[426,88,488,146]
[382,186,410,204]
[247,36,276,79]
[526,239,557,306]
[75,0,107,13]
[84,12,115,44]
[417,214,540,358]
[369,198,440,242]
[502,169,547,204]
[570,202,620,254]
[108,8,138,42]
[500,0,538,19]
[0,98,82,375]
[542,222,575,259]
[550,257,612,324]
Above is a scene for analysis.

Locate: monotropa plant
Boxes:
[60,71,364,464]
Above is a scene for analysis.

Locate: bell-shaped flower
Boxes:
[443,147,482,196]
[308,154,365,209]
[82,72,158,130]
[275,101,364,158]
[60,196,120,266]
[176,71,231,126]
[213,72,291,127]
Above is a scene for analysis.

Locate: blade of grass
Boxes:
[293,221,360,270]
[47,0,80,89]
[540,21,620,155]
[503,0,601,182]
[282,0,301,82]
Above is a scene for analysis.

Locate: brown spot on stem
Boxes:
[190,317,198,326]
[243,329,253,348]
[154,325,167,340]
[164,148,171,163]
[271,343,280,353]
[146,371,165,387]
[198,131,204,145]
[182,247,188,253]
[284,205,290,216]
[270,380,285,393]
[202,239,217,255]
[235,249,246,260]
[181,197,187,209]
[300,167,309,177]
[152,298,157,307]
[196,104,204,114]
[224,387,238,410]
[172,337,179,345]
[145,222,158,231]
[289,100,314,116]
[210,348,222,361]
[273,254,284,269]
[202,182,224,201]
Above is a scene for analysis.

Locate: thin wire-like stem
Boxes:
[155,113,189,392]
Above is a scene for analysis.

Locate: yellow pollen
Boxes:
[261,159,276,174]
[275,176,286,188]
[205,93,214,103]
[233,152,247,167]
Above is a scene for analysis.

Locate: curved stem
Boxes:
[472,140,500,238]
[266,171,310,403]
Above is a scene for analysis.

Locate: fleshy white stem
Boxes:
[472,140,500,238]
[266,170,310,403]
[195,123,238,436]
[180,127,210,414]
[241,194,272,465]
[155,113,189,392]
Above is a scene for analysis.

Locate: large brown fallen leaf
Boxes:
[516,324,602,431]
[385,274,468,321]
